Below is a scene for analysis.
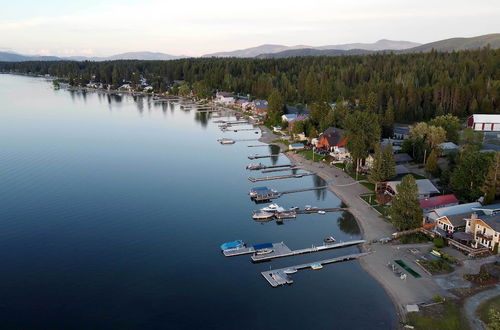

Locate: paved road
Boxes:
[464,285,500,330]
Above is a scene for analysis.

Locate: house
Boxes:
[393,126,410,140]
[253,100,268,116]
[289,143,305,150]
[465,205,500,253]
[293,132,306,141]
[215,92,236,105]
[316,127,347,152]
[419,194,459,213]
[282,114,298,123]
[435,212,470,235]
[427,202,482,222]
[330,147,350,163]
[285,105,310,115]
[395,164,411,177]
[382,179,440,200]
[394,153,413,164]
[467,114,500,132]
[438,142,459,156]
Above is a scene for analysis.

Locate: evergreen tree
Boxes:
[266,90,284,126]
[382,143,396,180]
[482,152,500,204]
[368,143,385,185]
[389,175,423,230]
[344,111,381,173]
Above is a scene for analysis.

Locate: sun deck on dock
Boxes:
[261,252,372,287]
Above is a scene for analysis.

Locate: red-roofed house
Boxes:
[316,127,347,152]
[420,194,459,213]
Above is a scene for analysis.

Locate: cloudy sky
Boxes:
[1,0,499,57]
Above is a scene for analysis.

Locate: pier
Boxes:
[248,173,312,182]
[248,154,281,160]
[261,252,372,287]
[247,145,268,148]
[261,167,301,173]
[246,163,295,171]
[250,185,328,202]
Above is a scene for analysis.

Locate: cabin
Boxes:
[315,127,347,152]
[465,205,500,253]
[215,92,236,105]
[381,179,440,200]
[419,194,459,213]
[467,114,500,132]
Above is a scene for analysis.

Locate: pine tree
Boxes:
[368,143,385,186]
[382,143,396,180]
[389,175,423,231]
[425,149,440,176]
[482,152,500,205]
[266,90,284,126]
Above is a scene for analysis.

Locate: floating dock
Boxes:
[248,173,312,182]
[248,154,281,160]
[250,185,328,202]
[261,252,372,287]
[261,167,301,173]
[246,163,295,171]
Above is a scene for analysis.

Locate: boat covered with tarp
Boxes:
[220,240,245,251]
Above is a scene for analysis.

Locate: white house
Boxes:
[467,114,500,132]
[215,92,236,105]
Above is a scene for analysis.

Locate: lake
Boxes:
[0,74,395,329]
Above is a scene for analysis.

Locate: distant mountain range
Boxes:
[202,39,420,58]
[0,51,186,62]
[0,34,498,62]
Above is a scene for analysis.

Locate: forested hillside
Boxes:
[1,48,498,123]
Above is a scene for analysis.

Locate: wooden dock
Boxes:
[248,173,312,182]
[251,185,328,202]
[261,167,301,173]
[295,207,347,214]
[247,145,269,148]
[251,240,365,262]
[248,154,281,160]
[261,252,372,287]
[247,164,295,171]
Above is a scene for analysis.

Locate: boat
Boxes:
[275,211,296,219]
[305,205,312,210]
[220,240,245,251]
[246,163,264,170]
[290,206,299,211]
[284,268,298,274]
[217,138,235,145]
[310,263,323,270]
[324,236,336,243]
[252,211,275,220]
[318,210,326,214]
[260,203,285,213]
[256,248,273,255]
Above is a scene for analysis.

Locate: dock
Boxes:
[251,240,365,262]
[250,185,328,202]
[248,154,281,160]
[247,163,295,171]
[248,173,313,182]
[247,145,269,148]
[295,207,347,214]
[261,252,372,287]
[261,167,301,173]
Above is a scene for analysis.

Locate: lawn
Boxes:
[359,181,375,191]
[418,258,453,274]
[298,149,327,162]
[270,139,290,146]
[360,193,377,205]
[407,300,469,330]
[476,295,500,328]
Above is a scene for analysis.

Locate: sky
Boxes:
[1,0,499,57]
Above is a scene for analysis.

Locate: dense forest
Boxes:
[1,48,499,124]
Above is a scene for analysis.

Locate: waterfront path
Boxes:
[464,285,500,330]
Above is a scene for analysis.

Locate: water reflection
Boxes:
[194,111,210,128]
[337,211,361,235]
[268,144,280,165]
[312,175,327,201]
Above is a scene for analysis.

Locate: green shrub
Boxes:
[434,237,444,248]
[433,295,445,303]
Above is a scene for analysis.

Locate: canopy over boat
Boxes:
[253,243,273,250]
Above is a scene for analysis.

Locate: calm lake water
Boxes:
[0,74,395,329]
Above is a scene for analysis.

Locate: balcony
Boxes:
[476,232,494,240]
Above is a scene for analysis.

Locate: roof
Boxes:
[394,126,410,135]
[320,127,345,147]
[472,203,500,215]
[282,114,297,119]
[291,143,305,147]
[218,92,235,97]
[250,186,272,194]
[474,212,500,232]
[439,142,459,150]
[420,194,459,210]
[386,179,440,196]
[470,114,500,124]
[254,100,268,109]
[285,105,310,115]
[395,164,410,175]
[438,212,470,227]
[394,153,413,163]
[453,232,473,241]
[428,202,482,219]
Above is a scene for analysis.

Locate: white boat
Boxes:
[252,211,275,220]
[305,205,312,210]
[217,138,235,145]
[284,268,298,274]
[256,248,273,255]
[261,203,285,213]
[318,210,326,214]
[246,163,264,170]
[324,236,336,243]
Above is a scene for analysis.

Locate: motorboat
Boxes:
[310,263,323,270]
[318,210,326,214]
[217,138,235,145]
[256,248,274,255]
[305,205,312,210]
[220,240,245,251]
[246,163,264,170]
[284,268,298,274]
[324,236,336,243]
[290,206,299,211]
[260,203,285,213]
[252,211,275,220]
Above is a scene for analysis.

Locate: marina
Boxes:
[261,252,373,287]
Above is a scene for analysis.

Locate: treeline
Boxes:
[1,48,499,122]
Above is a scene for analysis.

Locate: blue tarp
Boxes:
[253,243,273,250]
[220,240,244,250]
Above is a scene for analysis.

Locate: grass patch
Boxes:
[398,232,431,244]
[360,193,377,206]
[298,149,326,162]
[407,300,469,330]
[476,295,500,328]
[374,205,390,216]
[360,181,375,191]
[418,258,453,274]
[333,163,345,169]
[270,139,290,146]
